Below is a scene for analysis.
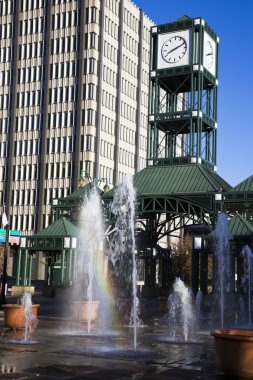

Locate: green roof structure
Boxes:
[228,214,253,237]
[229,175,253,193]
[133,164,231,196]
[35,217,78,238]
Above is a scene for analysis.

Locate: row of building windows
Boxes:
[21,0,44,11]
[80,135,94,151]
[84,57,97,75]
[105,0,119,16]
[103,66,117,87]
[83,83,96,101]
[11,214,35,232]
[17,91,42,108]
[100,139,114,160]
[12,189,36,206]
[123,31,138,55]
[45,162,72,179]
[141,90,149,108]
[0,0,13,16]
[51,36,77,55]
[49,85,75,104]
[123,54,137,77]
[104,40,117,64]
[101,115,115,135]
[85,6,98,24]
[120,125,135,145]
[0,142,7,157]
[0,70,11,86]
[102,90,116,111]
[124,9,139,34]
[13,139,39,156]
[0,47,12,63]
[0,22,12,39]
[104,15,118,40]
[0,94,10,110]
[84,32,97,50]
[119,148,134,167]
[121,101,136,123]
[19,17,44,36]
[13,164,38,181]
[50,60,77,79]
[0,118,9,133]
[82,109,95,126]
[19,42,44,60]
[51,11,77,30]
[48,111,74,129]
[46,136,72,154]
[16,115,41,132]
[17,66,42,84]
[122,78,136,99]
[99,164,113,184]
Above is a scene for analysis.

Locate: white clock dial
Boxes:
[204,40,213,69]
[161,36,187,64]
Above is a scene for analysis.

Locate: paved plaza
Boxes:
[0,293,237,380]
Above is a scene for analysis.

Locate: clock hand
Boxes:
[205,53,213,56]
[165,42,185,56]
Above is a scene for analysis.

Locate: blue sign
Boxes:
[0,229,6,243]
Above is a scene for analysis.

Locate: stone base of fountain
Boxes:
[211,329,253,378]
[2,304,40,329]
[70,301,100,322]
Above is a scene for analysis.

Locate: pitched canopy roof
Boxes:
[133,164,231,196]
[229,214,253,237]
[229,175,253,193]
[35,217,78,238]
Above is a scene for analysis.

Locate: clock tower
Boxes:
[148,16,219,170]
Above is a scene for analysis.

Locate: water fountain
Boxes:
[240,245,253,326]
[70,189,108,334]
[167,278,197,342]
[109,174,140,350]
[195,290,203,325]
[2,292,39,343]
[213,213,232,329]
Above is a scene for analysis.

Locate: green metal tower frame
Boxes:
[148,16,219,171]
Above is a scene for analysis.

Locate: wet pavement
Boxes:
[0,293,235,380]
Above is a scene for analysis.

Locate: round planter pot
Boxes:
[2,304,40,330]
[71,301,99,322]
[211,329,253,378]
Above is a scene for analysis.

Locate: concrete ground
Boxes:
[0,293,235,380]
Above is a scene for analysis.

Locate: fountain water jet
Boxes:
[70,189,108,334]
[214,213,232,329]
[167,278,197,342]
[241,245,253,326]
[109,175,140,350]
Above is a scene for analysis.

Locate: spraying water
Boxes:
[241,245,253,326]
[167,278,197,342]
[110,175,139,350]
[214,213,232,329]
[20,292,38,342]
[195,290,203,324]
[71,189,106,333]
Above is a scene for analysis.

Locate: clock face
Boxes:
[204,40,213,69]
[161,36,187,64]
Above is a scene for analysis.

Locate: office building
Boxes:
[0,0,153,234]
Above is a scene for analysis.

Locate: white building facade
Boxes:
[0,0,153,234]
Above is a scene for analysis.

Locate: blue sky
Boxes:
[134,0,253,187]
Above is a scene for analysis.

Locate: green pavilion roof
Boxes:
[229,175,253,193]
[133,164,231,196]
[63,183,103,201]
[35,217,78,238]
[229,214,253,237]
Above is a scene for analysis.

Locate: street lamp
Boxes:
[78,171,110,193]
[78,171,91,188]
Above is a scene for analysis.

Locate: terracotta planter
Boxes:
[71,301,99,322]
[2,304,40,330]
[211,329,253,378]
